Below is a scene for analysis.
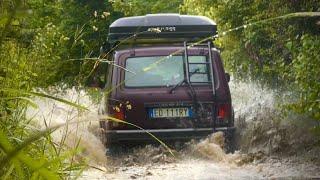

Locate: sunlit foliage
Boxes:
[181,0,320,123]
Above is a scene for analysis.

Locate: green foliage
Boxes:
[0,129,60,180]
[288,34,320,120]
[57,0,121,85]
[111,0,183,16]
[0,1,91,178]
[0,40,85,179]
[0,39,87,177]
[181,1,320,123]
[0,99,86,179]
[1,0,318,177]
[1,0,123,87]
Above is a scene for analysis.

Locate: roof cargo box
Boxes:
[108,14,217,44]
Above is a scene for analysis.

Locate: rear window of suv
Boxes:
[124,55,209,87]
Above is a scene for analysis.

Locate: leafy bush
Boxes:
[181,0,320,123]
[287,34,320,121]
[111,0,182,16]
[0,1,88,178]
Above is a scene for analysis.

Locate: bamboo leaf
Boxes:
[0,88,88,111]
[0,97,38,108]
[0,131,60,179]
[28,91,89,111]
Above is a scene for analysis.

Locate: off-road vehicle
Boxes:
[95,14,235,150]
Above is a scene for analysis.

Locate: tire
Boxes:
[225,129,236,153]
[225,107,236,153]
[105,143,125,156]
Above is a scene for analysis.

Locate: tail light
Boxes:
[109,106,125,120]
[217,103,231,123]
[113,107,125,120]
[107,106,125,129]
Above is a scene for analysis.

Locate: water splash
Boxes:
[189,132,228,162]
[25,79,317,171]
[26,88,107,166]
[230,80,275,123]
[24,80,278,167]
[229,80,283,153]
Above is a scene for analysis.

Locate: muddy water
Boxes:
[26,88,107,166]
[27,82,320,179]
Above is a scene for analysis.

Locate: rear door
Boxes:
[110,47,216,129]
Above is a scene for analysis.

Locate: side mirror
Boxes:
[225,73,230,83]
[87,76,104,89]
[100,42,111,57]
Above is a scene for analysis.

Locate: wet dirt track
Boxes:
[82,160,261,180]
[80,151,320,180]
[26,83,320,180]
[80,132,320,180]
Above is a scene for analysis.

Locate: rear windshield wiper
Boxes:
[168,68,199,94]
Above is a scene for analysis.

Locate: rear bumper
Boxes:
[105,127,235,144]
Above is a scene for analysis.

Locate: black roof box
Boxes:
[108,14,217,44]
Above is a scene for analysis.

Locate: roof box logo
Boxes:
[147,26,176,33]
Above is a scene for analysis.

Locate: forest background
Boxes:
[0,0,319,179]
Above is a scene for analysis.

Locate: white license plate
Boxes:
[149,107,190,118]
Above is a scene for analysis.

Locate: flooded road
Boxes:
[79,142,320,180]
[82,160,261,180]
[79,129,319,180]
[27,82,320,179]
[81,159,320,179]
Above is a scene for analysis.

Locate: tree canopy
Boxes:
[0,0,319,178]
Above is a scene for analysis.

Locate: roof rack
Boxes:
[108,14,217,45]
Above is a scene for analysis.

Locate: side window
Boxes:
[188,56,209,83]
[105,60,113,89]
[86,61,107,88]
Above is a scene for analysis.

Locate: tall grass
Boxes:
[0,4,89,176]
[0,4,173,179]
[0,88,90,179]
[2,1,318,178]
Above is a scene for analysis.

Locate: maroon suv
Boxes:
[97,14,235,149]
